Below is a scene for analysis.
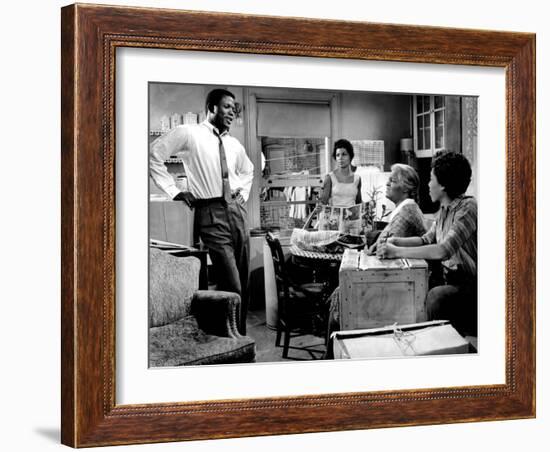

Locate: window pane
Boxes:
[435,110,444,149]
[423,96,430,112]
[435,109,445,127]
[435,126,444,148]
[416,114,424,149]
[434,95,444,109]
[416,96,424,114]
[424,118,431,149]
[435,131,444,148]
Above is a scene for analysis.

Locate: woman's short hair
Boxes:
[333,139,354,161]
[431,151,472,199]
[391,163,420,201]
[205,88,235,113]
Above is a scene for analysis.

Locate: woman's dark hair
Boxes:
[333,139,354,161]
[432,151,472,199]
[205,88,235,113]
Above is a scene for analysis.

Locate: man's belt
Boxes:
[193,194,237,207]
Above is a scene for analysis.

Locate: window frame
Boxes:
[413,94,446,158]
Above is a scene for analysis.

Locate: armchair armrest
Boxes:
[191,290,242,338]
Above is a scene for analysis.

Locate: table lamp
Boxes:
[400,138,416,168]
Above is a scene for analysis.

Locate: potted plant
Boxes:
[362,186,391,246]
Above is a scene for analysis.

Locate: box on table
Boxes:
[332,320,470,359]
[339,249,428,330]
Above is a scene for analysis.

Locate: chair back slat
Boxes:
[265,232,291,312]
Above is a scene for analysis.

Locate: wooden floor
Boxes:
[246,307,327,362]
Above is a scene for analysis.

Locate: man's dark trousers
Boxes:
[194,198,249,335]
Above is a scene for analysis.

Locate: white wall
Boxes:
[2,1,546,452]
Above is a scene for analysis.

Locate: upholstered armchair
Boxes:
[149,248,256,366]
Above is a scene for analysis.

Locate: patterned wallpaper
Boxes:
[462,97,478,197]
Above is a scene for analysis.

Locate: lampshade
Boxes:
[400,138,413,152]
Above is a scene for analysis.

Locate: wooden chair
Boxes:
[265,232,328,359]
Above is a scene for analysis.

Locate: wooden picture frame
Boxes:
[61,3,535,447]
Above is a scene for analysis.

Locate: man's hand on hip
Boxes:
[173,191,196,208]
[233,188,246,206]
[236,192,246,206]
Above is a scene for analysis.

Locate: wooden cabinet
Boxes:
[149,199,194,247]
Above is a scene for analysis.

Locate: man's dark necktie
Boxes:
[214,130,233,204]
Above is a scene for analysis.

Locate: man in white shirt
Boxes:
[150,88,254,334]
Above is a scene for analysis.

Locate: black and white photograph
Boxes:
[147,82,479,366]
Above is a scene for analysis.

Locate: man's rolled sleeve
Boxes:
[236,146,254,202]
[149,127,191,198]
